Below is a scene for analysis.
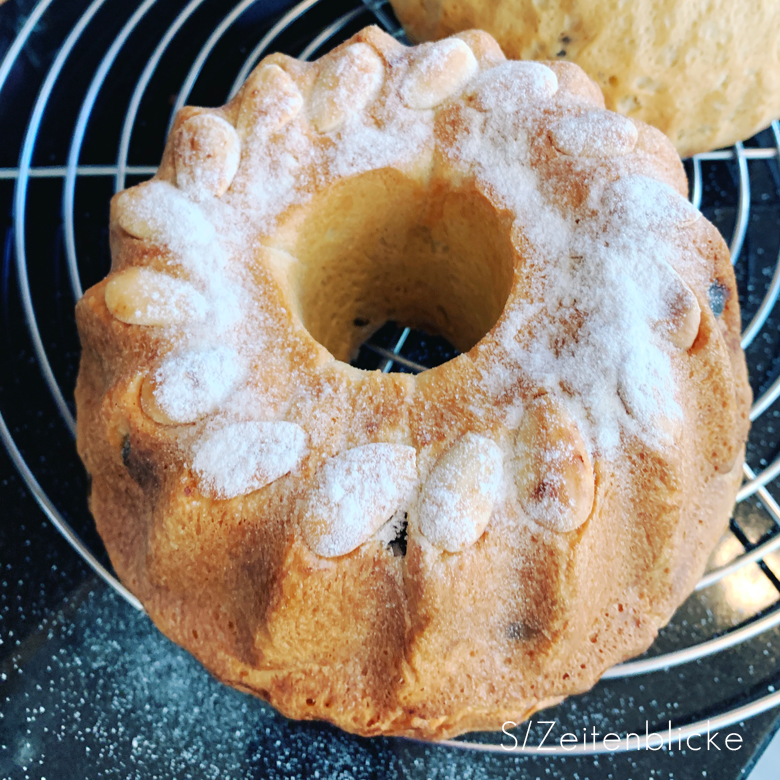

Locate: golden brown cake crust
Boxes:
[75,27,751,739]
[389,0,780,157]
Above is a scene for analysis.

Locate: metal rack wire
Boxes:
[1,0,780,756]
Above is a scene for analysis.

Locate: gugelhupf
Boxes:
[75,27,751,739]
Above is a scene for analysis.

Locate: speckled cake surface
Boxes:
[388,0,780,158]
[74,27,751,739]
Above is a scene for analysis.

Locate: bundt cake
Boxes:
[75,27,751,739]
[388,0,780,157]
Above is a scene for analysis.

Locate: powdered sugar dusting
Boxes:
[113,33,703,530]
[104,267,209,327]
[328,117,430,181]
[416,433,503,552]
[192,421,307,499]
[152,347,244,424]
[550,110,638,157]
[600,174,700,228]
[115,180,216,247]
[375,508,409,547]
[234,121,316,234]
[308,43,384,133]
[444,75,692,451]
[301,443,417,557]
[514,407,595,534]
[492,210,687,451]
[467,61,558,110]
[237,64,303,142]
[402,38,478,110]
[174,114,240,200]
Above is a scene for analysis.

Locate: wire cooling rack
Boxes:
[1,0,780,758]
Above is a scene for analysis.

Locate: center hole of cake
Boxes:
[290,170,515,369]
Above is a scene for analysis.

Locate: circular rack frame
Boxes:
[1,0,780,756]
